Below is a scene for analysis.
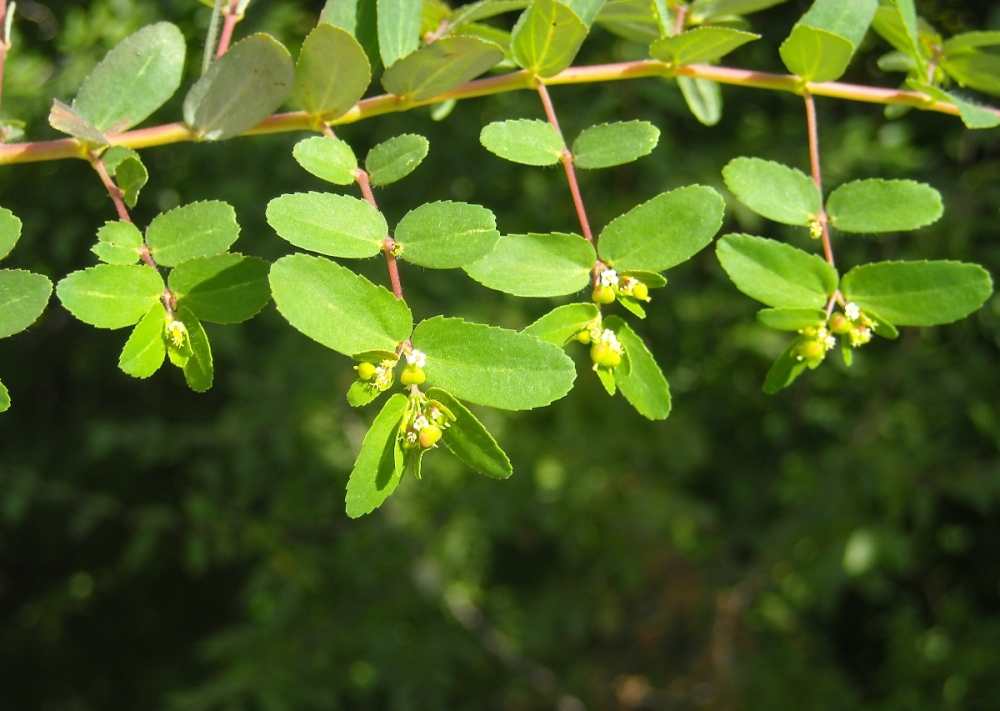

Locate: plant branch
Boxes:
[672,4,687,36]
[0,0,8,120]
[215,0,243,58]
[89,152,131,223]
[1,61,994,166]
[349,149,404,301]
[804,92,834,268]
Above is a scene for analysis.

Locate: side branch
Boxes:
[0,61,993,166]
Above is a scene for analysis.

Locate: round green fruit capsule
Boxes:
[632,282,649,301]
[576,330,592,345]
[591,342,622,368]
[797,340,826,362]
[592,286,616,305]
[400,364,426,386]
[828,313,851,334]
[418,424,442,448]
[356,361,377,381]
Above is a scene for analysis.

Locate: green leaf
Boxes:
[779,24,855,83]
[524,302,599,345]
[0,379,9,413]
[146,201,240,267]
[381,36,504,101]
[722,157,821,226]
[93,221,143,265]
[183,34,295,141]
[321,0,361,31]
[266,193,386,259]
[617,295,646,319]
[941,52,1000,98]
[0,207,21,261]
[595,366,616,395]
[677,76,723,127]
[465,232,595,296]
[511,0,588,78]
[168,254,271,324]
[378,0,423,67]
[798,0,878,49]
[270,254,413,355]
[840,261,993,326]
[688,0,788,23]
[480,119,564,166]
[347,379,385,407]
[365,134,430,185]
[411,316,576,410]
[427,388,512,478]
[293,23,371,119]
[622,270,667,288]
[763,337,808,394]
[114,156,148,208]
[826,179,943,233]
[345,393,407,517]
[73,22,186,132]
[56,264,164,329]
[650,27,759,65]
[119,302,167,378]
[0,270,52,339]
[394,201,500,269]
[597,185,724,272]
[756,307,827,331]
[451,0,531,26]
[177,306,214,392]
[944,31,1000,54]
[594,0,661,44]
[605,316,670,420]
[48,100,109,147]
[572,121,659,169]
[564,0,606,26]
[716,234,838,309]
[915,82,1000,130]
[872,0,922,61]
[292,136,358,185]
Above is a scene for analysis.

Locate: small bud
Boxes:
[575,330,592,345]
[400,364,426,386]
[591,342,622,368]
[356,361,377,381]
[796,339,826,362]
[418,424,442,448]
[631,282,649,301]
[828,313,851,334]
[592,286,616,304]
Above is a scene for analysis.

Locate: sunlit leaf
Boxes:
[464,232,595,296]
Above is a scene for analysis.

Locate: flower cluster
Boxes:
[165,318,188,349]
[356,358,397,392]
[576,317,625,370]
[592,268,650,305]
[402,395,454,452]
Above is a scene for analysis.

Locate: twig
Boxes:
[804,91,835,268]
[215,0,243,58]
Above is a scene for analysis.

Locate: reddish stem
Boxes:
[804,92,835,268]
[215,0,242,58]
[90,153,131,223]
[672,4,687,36]
[354,167,404,300]
[0,0,8,122]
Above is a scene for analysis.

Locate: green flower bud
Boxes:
[418,424,442,448]
[632,282,649,301]
[592,286,616,305]
[356,361,377,381]
[828,313,851,334]
[576,330,592,345]
[797,339,826,362]
[400,364,426,386]
[591,342,621,368]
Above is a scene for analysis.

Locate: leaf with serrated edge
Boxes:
[428,388,512,479]
[480,119,564,166]
[293,24,371,119]
[168,254,271,324]
[0,379,9,412]
[650,27,759,65]
[0,208,21,261]
[175,307,213,392]
[412,316,576,410]
[93,221,143,265]
[73,23,186,132]
[716,234,838,309]
[119,302,167,378]
[0,270,52,339]
[267,193,386,258]
[678,76,723,127]
[779,24,854,83]
[465,232,595,296]
[270,254,413,355]
[798,0,878,49]
[598,185,724,272]
[382,36,503,101]
[524,303,598,345]
[606,316,670,420]
[115,158,147,208]
[183,34,295,141]
[378,0,422,67]
[366,134,430,186]
[57,264,164,329]
[756,308,826,331]
[840,260,993,326]
[345,393,407,517]
[722,157,821,226]
[826,179,943,233]
[146,201,240,268]
[293,136,358,185]
[572,121,659,169]
[915,81,1000,130]
[511,0,588,77]
[394,201,499,269]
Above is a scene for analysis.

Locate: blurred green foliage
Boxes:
[3,0,1000,709]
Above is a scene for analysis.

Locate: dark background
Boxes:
[2,0,1000,708]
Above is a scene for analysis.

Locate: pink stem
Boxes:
[354,167,404,300]
[672,4,687,36]
[215,0,242,58]
[0,0,7,121]
[804,92,835,269]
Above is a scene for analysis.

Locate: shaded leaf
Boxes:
[763,337,808,394]
[465,232,595,296]
[756,307,826,331]
[941,52,1000,98]
[606,316,670,420]
[168,253,271,324]
[0,379,8,413]
[48,100,108,147]
[381,36,504,101]
[428,387,512,479]
[366,134,430,185]
[378,0,423,67]
[177,306,213,392]
[394,201,500,269]
[511,0,588,78]
[293,23,371,119]
[650,27,759,65]
[677,76,722,126]
[716,234,837,309]
[915,81,1000,130]
[345,393,407,517]
[0,207,21,262]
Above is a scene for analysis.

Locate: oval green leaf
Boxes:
[381,36,504,101]
[168,253,271,324]
[146,201,240,267]
[511,0,588,77]
[722,157,821,226]
[366,134,430,186]
[572,120,659,169]
[464,232,595,296]
[650,26,759,65]
[756,307,827,331]
[524,302,598,346]
[480,119,564,166]
[394,201,500,269]
[266,192,386,259]
[56,264,164,330]
[177,306,214,393]
[606,316,670,420]
[826,179,943,234]
[93,221,143,265]
[779,24,855,83]
[378,0,424,67]
[293,136,359,185]
[293,23,371,119]
[427,387,513,479]
[0,208,21,262]
[0,270,52,339]
[119,302,167,378]
[345,393,407,518]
